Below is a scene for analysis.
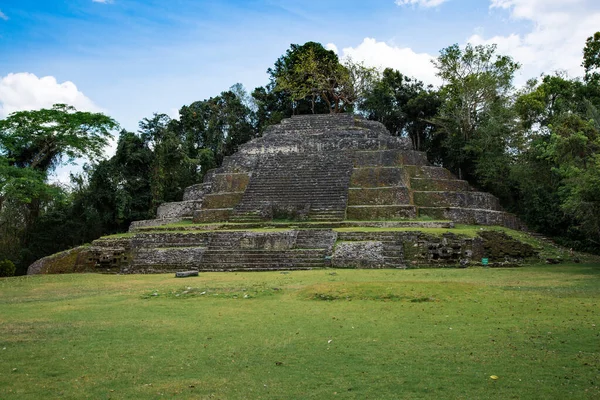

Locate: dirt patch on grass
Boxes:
[297,281,476,302]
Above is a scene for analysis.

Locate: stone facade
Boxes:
[28,228,536,274]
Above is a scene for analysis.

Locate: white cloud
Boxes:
[325,43,339,54]
[395,0,449,8]
[0,10,8,21]
[0,72,100,118]
[92,0,113,3]
[469,0,600,83]
[338,38,441,86]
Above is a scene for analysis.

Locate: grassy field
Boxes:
[1,265,599,399]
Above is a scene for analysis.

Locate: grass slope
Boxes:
[1,265,599,399]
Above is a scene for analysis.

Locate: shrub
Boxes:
[0,259,16,277]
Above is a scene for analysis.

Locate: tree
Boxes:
[0,104,118,273]
[0,104,118,216]
[359,68,441,153]
[512,69,600,250]
[251,84,289,133]
[432,43,520,183]
[138,113,189,210]
[174,88,255,168]
[583,31,600,85]
[269,42,339,114]
[270,42,378,115]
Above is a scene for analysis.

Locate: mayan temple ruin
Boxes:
[29,114,537,275]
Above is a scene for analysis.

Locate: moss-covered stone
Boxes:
[410,178,470,192]
[349,167,408,188]
[346,205,417,220]
[347,187,411,205]
[210,173,250,193]
[478,231,536,260]
[193,208,233,223]
[404,166,454,180]
[202,192,244,209]
[27,246,97,274]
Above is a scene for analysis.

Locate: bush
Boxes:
[0,259,16,277]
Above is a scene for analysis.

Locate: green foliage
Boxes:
[0,104,119,274]
[267,42,377,115]
[174,88,256,166]
[0,104,118,172]
[0,259,15,277]
[433,43,520,183]
[360,68,442,154]
[512,72,600,251]
[583,31,600,85]
[269,42,340,114]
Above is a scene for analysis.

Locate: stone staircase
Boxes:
[230,152,353,222]
[196,230,334,270]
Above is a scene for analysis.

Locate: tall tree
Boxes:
[269,42,339,115]
[432,43,520,183]
[0,104,118,273]
[0,104,117,215]
[583,31,600,85]
[514,73,600,249]
[359,68,441,153]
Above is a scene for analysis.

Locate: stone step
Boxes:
[346,205,417,220]
[347,187,411,206]
[404,165,455,180]
[413,191,501,210]
[417,207,519,229]
[410,178,471,192]
[352,150,428,167]
[198,255,327,263]
[156,200,204,219]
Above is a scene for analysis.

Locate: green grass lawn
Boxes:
[1,265,599,399]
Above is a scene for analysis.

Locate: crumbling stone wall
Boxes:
[28,227,538,274]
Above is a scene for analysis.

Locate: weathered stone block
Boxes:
[175,270,199,277]
[183,184,204,201]
[193,208,232,223]
[133,247,206,268]
[346,205,417,220]
[404,166,454,180]
[156,200,202,219]
[349,167,408,188]
[210,173,250,193]
[332,241,385,268]
[202,192,244,209]
[398,151,428,165]
[413,192,500,210]
[347,187,411,205]
[418,207,511,226]
[410,178,470,192]
[238,231,297,250]
[129,217,185,231]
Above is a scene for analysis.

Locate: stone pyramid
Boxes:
[29,114,532,275]
[138,114,518,229]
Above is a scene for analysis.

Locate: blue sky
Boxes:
[1,0,599,180]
